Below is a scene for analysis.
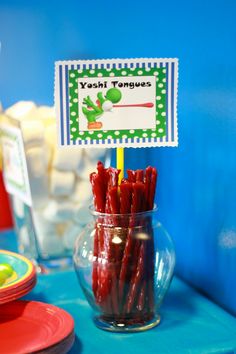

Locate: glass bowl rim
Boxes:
[89,204,158,218]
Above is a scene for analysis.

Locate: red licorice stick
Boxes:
[105,167,120,213]
[102,225,118,314]
[91,167,106,303]
[97,161,109,185]
[136,169,144,183]
[105,200,111,214]
[125,182,146,312]
[118,230,133,303]
[108,187,120,214]
[144,166,153,210]
[116,181,133,306]
[107,167,120,189]
[97,198,112,307]
[90,172,106,212]
[91,163,108,307]
[148,168,158,210]
[119,182,145,306]
[96,226,110,304]
[107,186,120,314]
[119,181,133,256]
[136,280,146,312]
[108,186,123,277]
[127,170,136,182]
[120,181,133,215]
[131,182,145,213]
[97,229,113,315]
[119,181,142,286]
[103,169,120,314]
[125,243,145,313]
[113,102,154,108]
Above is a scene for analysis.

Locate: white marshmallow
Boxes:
[5,101,37,121]
[45,143,53,168]
[26,146,48,177]
[26,147,49,208]
[19,225,30,248]
[84,148,108,162]
[63,222,83,250]
[12,196,25,218]
[43,199,75,223]
[21,120,45,147]
[37,106,55,120]
[50,169,75,197]
[70,179,92,204]
[74,205,92,225]
[55,222,68,236]
[45,122,58,150]
[75,148,110,179]
[32,211,64,256]
[75,158,98,180]
[53,147,83,172]
[37,106,56,130]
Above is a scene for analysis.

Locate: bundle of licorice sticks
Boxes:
[90,162,157,323]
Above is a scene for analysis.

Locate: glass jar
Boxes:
[74,208,175,332]
[0,102,110,272]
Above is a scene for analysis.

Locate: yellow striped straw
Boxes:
[116,147,124,184]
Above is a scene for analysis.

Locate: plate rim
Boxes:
[0,300,75,353]
[0,278,37,304]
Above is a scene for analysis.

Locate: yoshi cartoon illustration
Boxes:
[82,88,122,130]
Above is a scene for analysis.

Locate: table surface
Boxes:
[1,229,236,354]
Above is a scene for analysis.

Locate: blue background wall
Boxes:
[1,0,236,315]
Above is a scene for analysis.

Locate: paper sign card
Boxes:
[0,124,32,206]
[55,58,178,148]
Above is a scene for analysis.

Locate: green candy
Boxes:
[0,263,14,286]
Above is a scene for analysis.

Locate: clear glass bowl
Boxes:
[1,103,110,272]
[73,208,175,332]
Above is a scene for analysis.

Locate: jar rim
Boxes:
[89,204,158,217]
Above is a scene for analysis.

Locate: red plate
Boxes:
[0,277,37,304]
[0,300,75,354]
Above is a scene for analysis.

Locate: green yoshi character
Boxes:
[82,88,122,130]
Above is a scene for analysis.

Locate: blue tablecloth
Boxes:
[1,229,236,353]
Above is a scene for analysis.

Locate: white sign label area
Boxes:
[0,124,32,206]
[78,76,156,132]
